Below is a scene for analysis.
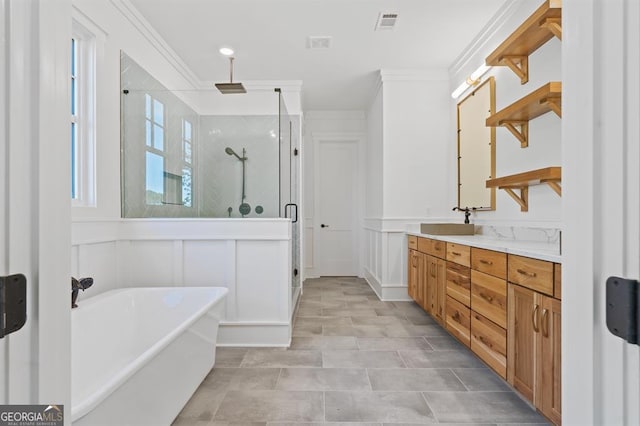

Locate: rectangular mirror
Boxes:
[457,76,495,210]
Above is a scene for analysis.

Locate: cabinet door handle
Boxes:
[541,308,549,337]
[451,251,462,256]
[479,259,493,265]
[412,256,418,267]
[532,304,540,333]
[517,268,537,278]
[431,263,436,278]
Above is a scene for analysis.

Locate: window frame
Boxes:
[71,19,97,207]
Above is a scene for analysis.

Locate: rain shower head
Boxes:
[215,57,246,94]
[225,147,245,161]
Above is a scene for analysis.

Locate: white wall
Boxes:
[448,0,562,226]
[363,70,451,300]
[303,111,367,278]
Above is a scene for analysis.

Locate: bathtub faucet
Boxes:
[72,277,94,308]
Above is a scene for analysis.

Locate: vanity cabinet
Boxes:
[508,271,562,425]
[407,234,561,425]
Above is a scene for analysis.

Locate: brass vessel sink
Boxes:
[420,223,475,235]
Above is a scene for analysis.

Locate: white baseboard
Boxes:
[363,269,412,302]
[218,322,291,347]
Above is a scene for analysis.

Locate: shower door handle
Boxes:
[284,203,298,223]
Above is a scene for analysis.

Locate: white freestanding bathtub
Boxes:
[71,287,227,426]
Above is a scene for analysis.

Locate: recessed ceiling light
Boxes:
[219,47,234,56]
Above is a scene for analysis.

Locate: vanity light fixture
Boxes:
[219,47,234,56]
[451,64,491,99]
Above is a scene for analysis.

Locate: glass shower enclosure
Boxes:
[120,52,301,299]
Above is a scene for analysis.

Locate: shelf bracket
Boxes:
[500,56,529,84]
[541,17,562,41]
[546,180,562,196]
[541,97,562,118]
[502,187,529,212]
[500,121,529,148]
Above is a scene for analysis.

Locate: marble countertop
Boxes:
[406,231,561,263]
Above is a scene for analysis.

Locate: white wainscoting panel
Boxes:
[71,218,294,346]
[119,240,176,287]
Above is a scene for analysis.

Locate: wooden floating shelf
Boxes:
[485,82,562,147]
[486,0,562,84]
[486,167,561,212]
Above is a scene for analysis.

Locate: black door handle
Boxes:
[321,224,329,228]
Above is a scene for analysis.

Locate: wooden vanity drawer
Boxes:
[447,242,471,266]
[446,261,471,307]
[408,235,418,250]
[417,237,431,254]
[431,240,446,258]
[471,311,507,379]
[471,270,507,328]
[471,248,507,279]
[446,296,471,347]
[508,254,554,296]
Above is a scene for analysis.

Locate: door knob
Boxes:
[321,224,329,228]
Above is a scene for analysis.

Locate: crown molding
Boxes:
[448,0,525,79]
[109,0,202,89]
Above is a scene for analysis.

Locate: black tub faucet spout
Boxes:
[72,277,94,308]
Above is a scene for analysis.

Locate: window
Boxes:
[145,94,166,205]
[182,119,193,207]
[71,21,96,206]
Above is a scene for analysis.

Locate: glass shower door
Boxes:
[278,90,301,304]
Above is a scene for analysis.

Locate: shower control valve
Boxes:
[321,224,329,228]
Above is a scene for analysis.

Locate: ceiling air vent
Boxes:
[307,36,332,49]
[375,12,398,30]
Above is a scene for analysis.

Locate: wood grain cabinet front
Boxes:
[446,296,471,347]
[508,283,562,424]
[471,270,508,328]
[508,254,554,296]
[471,247,507,279]
[471,311,507,379]
[446,242,471,267]
[446,261,471,307]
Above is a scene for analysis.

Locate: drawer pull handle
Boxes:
[451,251,462,256]
[479,259,493,265]
[532,304,540,333]
[453,312,461,322]
[541,308,549,337]
[517,268,537,278]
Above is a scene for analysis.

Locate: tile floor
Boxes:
[173,276,549,425]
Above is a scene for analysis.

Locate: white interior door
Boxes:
[316,140,358,276]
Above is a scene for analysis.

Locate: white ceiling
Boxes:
[129,0,508,110]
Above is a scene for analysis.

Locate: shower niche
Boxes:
[120,52,295,219]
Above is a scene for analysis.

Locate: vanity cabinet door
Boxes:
[538,295,562,425]
[408,249,420,302]
[507,283,536,402]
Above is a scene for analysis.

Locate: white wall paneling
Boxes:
[72,219,294,346]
